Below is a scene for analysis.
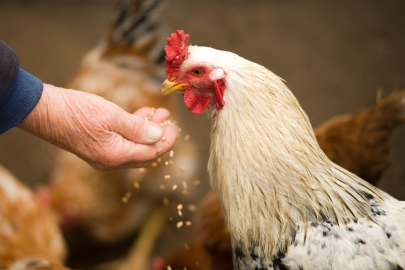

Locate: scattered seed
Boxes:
[193,180,200,186]
[178,210,182,216]
[121,192,132,203]
[170,150,174,157]
[177,221,183,228]
[165,161,169,166]
[167,266,172,270]
[163,197,169,206]
[151,162,158,167]
[159,185,165,190]
[172,185,177,190]
[182,190,189,196]
[177,204,183,210]
[133,182,140,189]
[169,160,175,166]
[185,134,190,141]
[188,204,197,212]
[184,267,187,270]
[157,148,162,153]
[196,262,199,266]
[182,181,188,190]
[161,136,166,142]
[179,167,185,172]
[139,168,146,173]
[186,221,192,226]
[184,243,189,249]
[157,158,162,163]
[164,175,171,179]
[150,108,156,117]
[169,217,173,221]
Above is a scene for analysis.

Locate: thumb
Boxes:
[114,110,163,144]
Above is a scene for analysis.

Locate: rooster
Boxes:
[161,30,405,269]
[0,165,67,269]
[163,90,405,270]
[44,0,199,244]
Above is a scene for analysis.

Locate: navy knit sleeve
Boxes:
[0,40,43,134]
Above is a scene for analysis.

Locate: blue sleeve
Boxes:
[0,40,43,134]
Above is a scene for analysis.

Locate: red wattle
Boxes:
[214,79,226,110]
[183,89,211,114]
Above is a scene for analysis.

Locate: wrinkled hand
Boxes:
[18,84,179,170]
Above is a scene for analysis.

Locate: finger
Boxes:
[113,110,163,144]
[117,123,179,168]
[150,108,170,123]
[133,107,171,124]
[133,107,153,118]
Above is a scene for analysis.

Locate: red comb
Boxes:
[165,30,190,79]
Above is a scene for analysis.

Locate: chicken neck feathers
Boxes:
[197,47,405,269]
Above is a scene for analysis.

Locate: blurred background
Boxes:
[1,0,405,269]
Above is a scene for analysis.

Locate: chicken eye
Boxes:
[192,69,204,76]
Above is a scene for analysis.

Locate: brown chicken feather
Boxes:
[0,165,67,269]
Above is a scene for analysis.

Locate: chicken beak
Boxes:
[161,78,190,95]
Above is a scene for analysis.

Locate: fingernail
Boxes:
[148,124,163,140]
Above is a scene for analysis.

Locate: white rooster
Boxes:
[161,30,405,270]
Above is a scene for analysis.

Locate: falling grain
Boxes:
[178,210,182,216]
[165,161,169,166]
[169,160,175,166]
[161,136,166,142]
[182,190,189,196]
[151,162,158,167]
[182,181,188,190]
[157,158,162,163]
[139,168,146,173]
[133,182,140,189]
[170,150,174,157]
[167,266,172,270]
[179,167,185,172]
[164,175,171,179]
[121,192,132,203]
[188,204,197,212]
[172,185,178,190]
[186,221,192,226]
[177,204,183,210]
[193,180,200,186]
[157,147,162,153]
[150,108,156,117]
[184,243,189,249]
[159,185,165,190]
[163,197,169,206]
[177,221,183,228]
[185,134,190,141]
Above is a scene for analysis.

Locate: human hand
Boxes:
[18,84,179,170]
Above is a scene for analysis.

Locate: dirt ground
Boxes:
[1,0,405,268]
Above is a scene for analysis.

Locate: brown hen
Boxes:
[0,165,67,269]
[45,0,199,243]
